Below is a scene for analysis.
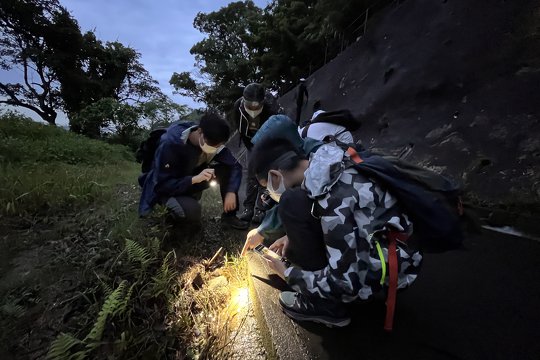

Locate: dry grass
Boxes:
[170,252,251,359]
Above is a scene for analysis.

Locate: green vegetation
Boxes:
[0,112,250,359]
[0,112,133,218]
[0,0,190,148]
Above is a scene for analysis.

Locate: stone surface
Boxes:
[247,254,311,360]
[278,0,540,215]
[247,230,540,360]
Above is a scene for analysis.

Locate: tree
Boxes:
[173,0,386,108]
[257,0,323,91]
[0,0,68,125]
[172,1,264,111]
[139,96,190,130]
[70,97,140,140]
[57,34,161,117]
[169,71,207,103]
[1,0,162,127]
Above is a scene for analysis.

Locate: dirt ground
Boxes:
[0,179,265,359]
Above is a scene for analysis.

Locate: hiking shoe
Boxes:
[221,215,249,230]
[251,209,265,224]
[279,291,351,327]
[238,208,254,222]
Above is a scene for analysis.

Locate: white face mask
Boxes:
[244,104,263,119]
[199,136,218,154]
[266,171,286,202]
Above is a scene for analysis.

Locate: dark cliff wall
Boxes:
[279,0,540,214]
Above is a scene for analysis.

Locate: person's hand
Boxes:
[223,192,237,213]
[192,168,215,184]
[262,254,288,280]
[241,228,264,256]
[269,235,289,257]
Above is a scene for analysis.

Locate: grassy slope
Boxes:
[0,113,250,360]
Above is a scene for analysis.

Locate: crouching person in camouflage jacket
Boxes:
[243,137,422,327]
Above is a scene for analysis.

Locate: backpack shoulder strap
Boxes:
[346,146,364,164]
[301,123,311,139]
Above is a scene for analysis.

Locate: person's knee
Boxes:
[165,196,202,223]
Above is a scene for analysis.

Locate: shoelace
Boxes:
[293,293,314,311]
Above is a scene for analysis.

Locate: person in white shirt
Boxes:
[298,110,354,144]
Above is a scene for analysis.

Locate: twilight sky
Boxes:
[1,0,269,124]
[63,0,270,105]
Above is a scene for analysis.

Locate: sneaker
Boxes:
[251,209,265,224]
[279,291,351,327]
[238,208,254,222]
[221,215,249,230]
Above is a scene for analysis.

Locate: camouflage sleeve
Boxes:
[285,170,379,302]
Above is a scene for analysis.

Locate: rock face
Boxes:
[279,0,540,215]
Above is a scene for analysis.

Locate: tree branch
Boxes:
[0,98,46,119]
[23,57,40,99]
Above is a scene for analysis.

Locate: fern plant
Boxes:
[0,302,25,318]
[152,250,178,300]
[48,280,134,359]
[125,238,154,269]
[46,333,84,360]
[85,280,129,346]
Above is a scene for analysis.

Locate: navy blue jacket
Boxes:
[138,122,242,216]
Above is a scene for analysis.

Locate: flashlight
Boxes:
[209,179,218,187]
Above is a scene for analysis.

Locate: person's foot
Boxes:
[251,209,265,224]
[221,215,249,230]
[238,208,254,222]
[279,291,350,327]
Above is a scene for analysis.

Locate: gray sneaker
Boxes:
[279,291,351,327]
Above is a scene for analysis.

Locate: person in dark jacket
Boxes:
[241,115,323,254]
[138,113,248,230]
[230,83,278,224]
[295,78,309,126]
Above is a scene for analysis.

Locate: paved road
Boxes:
[250,230,540,360]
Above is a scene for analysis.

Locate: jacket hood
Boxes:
[252,115,303,149]
[162,121,197,144]
[304,143,346,198]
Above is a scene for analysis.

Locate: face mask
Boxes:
[199,136,218,154]
[266,171,286,202]
[244,104,263,119]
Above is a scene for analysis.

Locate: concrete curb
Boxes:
[247,254,311,360]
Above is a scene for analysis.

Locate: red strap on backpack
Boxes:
[346,147,363,164]
[384,231,408,332]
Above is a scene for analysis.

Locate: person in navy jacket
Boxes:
[138,112,248,229]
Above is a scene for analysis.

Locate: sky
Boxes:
[1,0,268,125]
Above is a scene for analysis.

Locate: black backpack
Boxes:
[135,128,167,173]
[344,145,464,253]
[300,109,360,139]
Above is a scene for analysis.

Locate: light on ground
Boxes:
[230,287,249,313]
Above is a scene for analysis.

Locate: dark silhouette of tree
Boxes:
[173,0,386,107]
[0,0,66,125]
[170,1,264,111]
[1,0,162,129]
